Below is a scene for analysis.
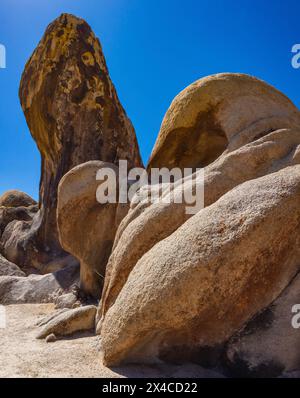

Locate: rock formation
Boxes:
[99,166,300,366]
[98,74,300,370]
[0,204,37,238]
[0,254,25,277]
[100,73,300,322]
[0,12,299,378]
[57,160,129,298]
[36,305,97,339]
[0,190,36,208]
[226,272,300,377]
[0,190,38,271]
[0,260,79,304]
[148,73,300,170]
[13,13,142,271]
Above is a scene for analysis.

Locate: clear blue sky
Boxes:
[0,0,299,199]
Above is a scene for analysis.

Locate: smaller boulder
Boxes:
[36,305,97,339]
[55,292,79,309]
[0,190,36,208]
[0,204,38,237]
[57,161,129,298]
[0,263,79,304]
[0,254,25,277]
[45,333,57,343]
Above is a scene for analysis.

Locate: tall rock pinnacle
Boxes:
[17,13,142,268]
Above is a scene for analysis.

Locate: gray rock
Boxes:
[36,305,97,339]
[45,333,57,343]
[0,254,25,277]
[55,292,79,309]
[0,263,79,304]
[0,204,38,237]
[226,272,300,378]
[36,309,70,327]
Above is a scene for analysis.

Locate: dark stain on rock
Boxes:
[148,105,228,171]
[17,13,142,271]
[159,342,225,368]
[224,352,285,378]
[252,128,276,142]
[243,306,275,335]
[96,96,106,107]
[71,81,88,104]
[56,29,64,37]
[76,22,91,40]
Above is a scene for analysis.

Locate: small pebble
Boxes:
[45,333,57,343]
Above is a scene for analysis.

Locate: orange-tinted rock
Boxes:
[17,13,142,269]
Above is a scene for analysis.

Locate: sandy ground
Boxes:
[0,304,117,378]
[0,304,222,378]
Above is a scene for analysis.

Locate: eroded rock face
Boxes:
[0,262,79,305]
[0,191,38,268]
[100,74,300,324]
[100,127,300,318]
[98,74,300,368]
[148,73,300,170]
[0,190,36,208]
[57,161,129,298]
[225,272,300,377]
[36,305,97,339]
[0,203,38,237]
[99,166,300,366]
[0,254,25,277]
[17,13,142,270]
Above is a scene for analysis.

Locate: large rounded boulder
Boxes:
[98,74,300,369]
[148,73,300,170]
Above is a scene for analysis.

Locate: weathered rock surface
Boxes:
[36,305,97,339]
[45,333,57,343]
[99,164,300,366]
[0,217,77,273]
[0,254,25,277]
[0,191,38,251]
[225,272,300,377]
[57,160,129,298]
[100,74,300,321]
[0,218,38,270]
[0,192,38,263]
[36,308,70,327]
[54,292,79,309]
[98,75,300,370]
[0,204,38,238]
[0,263,79,304]
[0,190,37,208]
[100,127,300,318]
[148,73,300,170]
[16,13,142,270]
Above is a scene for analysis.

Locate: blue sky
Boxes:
[0,0,299,199]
